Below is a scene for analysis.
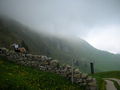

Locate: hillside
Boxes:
[0,16,120,72]
[0,56,85,90]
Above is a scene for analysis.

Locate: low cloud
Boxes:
[0,0,120,53]
[82,25,120,53]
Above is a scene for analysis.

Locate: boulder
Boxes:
[26,54,33,58]
[81,73,88,79]
[74,68,81,74]
[74,73,81,78]
[77,79,82,83]
[50,60,59,67]
[88,81,96,87]
[0,48,9,54]
[86,76,93,82]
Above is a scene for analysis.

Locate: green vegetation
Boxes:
[96,78,106,90]
[0,56,85,90]
[92,71,120,79]
[91,75,106,90]
[0,16,120,73]
[91,71,120,90]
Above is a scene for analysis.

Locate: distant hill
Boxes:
[0,16,120,72]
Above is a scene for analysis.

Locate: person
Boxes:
[11,43,19,52]
[0,48,2,54]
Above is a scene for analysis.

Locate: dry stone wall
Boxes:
[0,48,97,90]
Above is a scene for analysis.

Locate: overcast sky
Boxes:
[0,0,120,53]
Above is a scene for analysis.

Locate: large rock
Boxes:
[86,76,93,82]
[74,73,81,78]
[0,48,9,54]
[50,60,59,68]
[81,73,88,79]
[74,68,81,74]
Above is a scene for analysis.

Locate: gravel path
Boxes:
[108,78,120,86]
[105,80,117,90]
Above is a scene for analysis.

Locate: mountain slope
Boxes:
[0,16,120,72]
[0,56,84,90]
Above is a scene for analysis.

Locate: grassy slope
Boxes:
[91,71,120,90]
[92,71,120,79]
[0,56,85,90]
[0,16,120,73]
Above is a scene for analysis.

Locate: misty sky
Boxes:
[0,0,120,53]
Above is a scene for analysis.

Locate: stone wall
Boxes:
[0,48,97,90]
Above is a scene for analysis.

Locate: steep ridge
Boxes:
[0,16,120,72]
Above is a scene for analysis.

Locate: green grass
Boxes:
[91,71,120,90]
[92,71,120,79]
[1,17,120,73]
[0,56,85,90]
[91,75,106,90]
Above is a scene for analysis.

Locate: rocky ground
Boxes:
[0,47,97,90]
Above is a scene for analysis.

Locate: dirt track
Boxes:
[105,80,117,90]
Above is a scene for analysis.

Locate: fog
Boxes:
[0,0,120,53]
